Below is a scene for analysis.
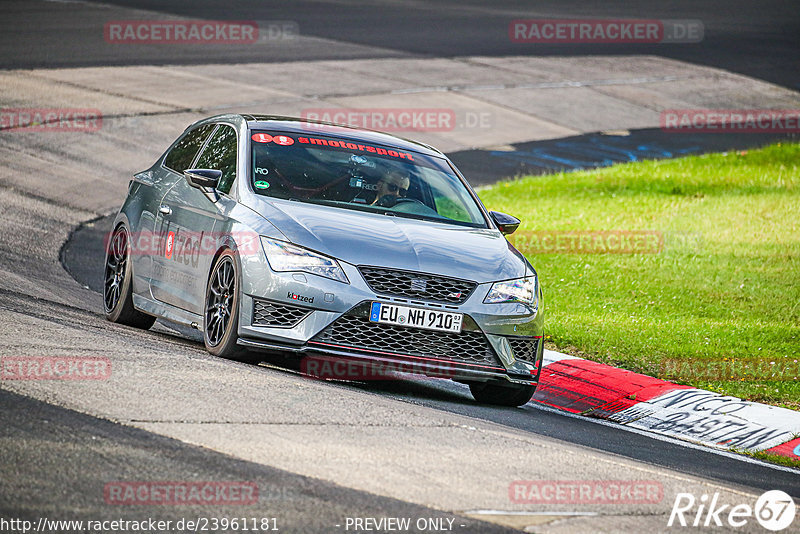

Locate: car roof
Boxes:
[219,114,446,159]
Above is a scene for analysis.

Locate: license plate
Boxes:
[369,302,463,333]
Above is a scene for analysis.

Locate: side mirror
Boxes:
[184,169,221,189]
[490,211,520,235]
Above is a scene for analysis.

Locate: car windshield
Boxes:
[249,131,487,228]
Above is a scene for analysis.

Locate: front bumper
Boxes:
[237,298,543,385]
[238,333,543,385]
[236,259,544,385]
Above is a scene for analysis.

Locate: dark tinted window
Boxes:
[163,124,215,173]
[249,131,486,228]
[196,125,238,194]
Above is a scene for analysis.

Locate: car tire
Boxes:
[203,249,255,362]
[469,380,536,407]
[104,224,157,329]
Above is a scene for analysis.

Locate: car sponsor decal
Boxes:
[252,131,416,161]
[273,135,294,146]
[297,135,415,161]
[251,133,273,143]
[253,180,270,189]
[287,291,313,303]
[349,177,377,191]
[164,231,175,259]
[155,221,247,269]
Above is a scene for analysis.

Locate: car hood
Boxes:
[251,198,527,283]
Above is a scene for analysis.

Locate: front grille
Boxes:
[508,337,539,362]
[310,305,500,367]
[358,266,477,304]
[253,299,312,328]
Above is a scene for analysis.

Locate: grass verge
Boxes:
[733,447,800,470]
[478,142,800,410]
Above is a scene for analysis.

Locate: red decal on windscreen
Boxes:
[272,135,294,146]
[165,231,175,259]
[296,136,414,161]
[251,133,274,143]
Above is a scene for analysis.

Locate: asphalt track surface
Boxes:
[4,0,799,92]
[61,214,800,502]
[0,389,519,533]
[449,128,798,186]
[2,1,800,532]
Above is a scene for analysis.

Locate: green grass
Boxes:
[733,446,800,470]
[478,142,800,410]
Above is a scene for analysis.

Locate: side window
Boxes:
[163,124,216,173]
[195,124,238,194]
[430,177,472,223]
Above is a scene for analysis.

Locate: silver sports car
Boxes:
[104,114,544,406]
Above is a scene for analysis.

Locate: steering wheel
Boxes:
[376,195,425,208]
[393,197,424,206]
[375,194,398,207]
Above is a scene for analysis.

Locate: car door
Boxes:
[150,123,239,314]
[130,123,216,297]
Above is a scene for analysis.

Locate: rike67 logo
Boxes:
[668,490,795,531]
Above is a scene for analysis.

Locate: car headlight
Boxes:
[484,276,537,306]
[260,237,349,284]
